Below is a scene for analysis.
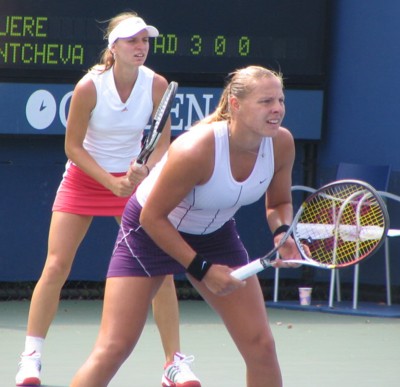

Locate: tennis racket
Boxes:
[231,179,389,280]
[134,81,178,167]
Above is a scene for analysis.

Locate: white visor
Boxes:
[108,17,159,48]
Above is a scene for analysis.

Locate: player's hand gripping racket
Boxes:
[231,179,389,280]
[134,81,178,167]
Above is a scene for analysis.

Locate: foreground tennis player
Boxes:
[70,65,302,387]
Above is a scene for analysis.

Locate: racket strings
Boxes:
[147,83,178,143]
[295,183,387,267]
[154,94,172,123]
[136,82,178,165]
[154,83,177,126]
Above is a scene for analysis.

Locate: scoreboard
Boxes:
[0,0,329,86]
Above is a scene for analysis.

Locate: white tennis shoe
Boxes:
[15,351,41,386]
[162,352,201,387]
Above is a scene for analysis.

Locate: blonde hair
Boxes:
[93,12,139,72]
[203,66,283,124]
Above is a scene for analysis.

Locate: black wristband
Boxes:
[186,254,212,281]
[273,224,290,238]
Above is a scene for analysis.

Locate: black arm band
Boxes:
[186,254,212,281]
[273,224,290,238]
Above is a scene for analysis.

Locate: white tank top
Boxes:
[137,121,275,235]
[82,65,154,172]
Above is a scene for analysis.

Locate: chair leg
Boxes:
[328,269,336,308]
[336,270,342,302]
[385,238,392,306]
[352,238,391,308]
[273,267,280,302]
[329,269,342,307]
[352,264,359,309]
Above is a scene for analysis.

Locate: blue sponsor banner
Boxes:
[0,83,323,139]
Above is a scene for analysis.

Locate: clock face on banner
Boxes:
[25,89,57,130]
[0,0,329,87]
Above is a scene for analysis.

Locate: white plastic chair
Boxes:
[273,163,400,309]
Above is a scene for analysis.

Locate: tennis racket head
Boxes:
[136,81,178,165]
[293,179,389,268]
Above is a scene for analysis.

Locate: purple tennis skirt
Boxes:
[107,194,250,277]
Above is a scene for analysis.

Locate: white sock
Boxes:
[22,336,45,356]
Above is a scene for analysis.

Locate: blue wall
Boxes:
[315,0,400,287]
[1,0,400,289]
[321,0,400,169]
[0,136,119,281]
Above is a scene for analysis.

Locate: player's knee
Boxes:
[40,258,72,284]
[96,339,133,365]
[245,332,278,365]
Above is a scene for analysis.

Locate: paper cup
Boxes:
[298,287,312,306]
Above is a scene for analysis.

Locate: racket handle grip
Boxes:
[231,259,264,280]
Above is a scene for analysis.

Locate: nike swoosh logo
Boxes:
[40,100,46,111]
[201,261,207,270]
[259,178,268,184]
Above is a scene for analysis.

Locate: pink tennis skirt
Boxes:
[52,163,131,217]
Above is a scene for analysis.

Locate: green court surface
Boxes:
[1,299,399,387]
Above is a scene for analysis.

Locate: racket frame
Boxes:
[135,81,178,166]
[231,179,389,280]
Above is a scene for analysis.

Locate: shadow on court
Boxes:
[1,299,399,387]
